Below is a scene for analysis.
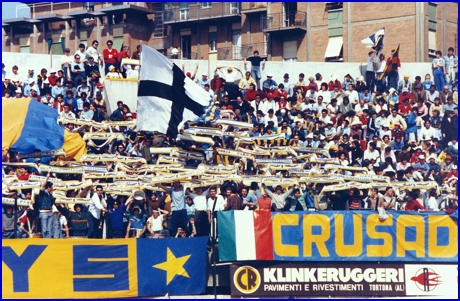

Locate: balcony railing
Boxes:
[241,2,267,11]
[261,12,307,31]
[164,2,241,23]
[217,43,267,60]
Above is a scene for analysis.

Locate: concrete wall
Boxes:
[2,51,434,87]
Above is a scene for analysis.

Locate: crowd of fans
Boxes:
[2,43,458,241]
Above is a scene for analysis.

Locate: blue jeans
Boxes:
[2,230,26,239]
[434,68,445,92]
[87,214,100,238]
[366,71,376,92]
[39,212,53,238]
[387,72,398,89]
[251,66,261,80]
[171,209,187,237]
[51,213,63,238]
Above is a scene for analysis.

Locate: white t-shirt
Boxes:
[193,195,208,211]
[317,90,331,105]
[427,197,439,211]
[148,215,164,232]
[59,215,68,228]
[346,90,359,104]
[207,195,226,212]
[60,54,73,68]
[223,72,238,83]
[86,46,101,61]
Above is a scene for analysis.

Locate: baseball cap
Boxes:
[64,48,70,52]
[284,73,289,78]
[186,72,191,76]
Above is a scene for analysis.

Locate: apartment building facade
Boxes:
[2,2,458,63]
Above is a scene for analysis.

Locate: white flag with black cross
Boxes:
[137,45,215,138]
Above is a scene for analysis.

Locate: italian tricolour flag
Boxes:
[218,210,273,261]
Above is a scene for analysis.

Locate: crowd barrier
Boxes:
[230,262,458,297]
[2,237,208,298]
[218,211,458,262]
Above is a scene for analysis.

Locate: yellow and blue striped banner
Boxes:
[2,237,208,298]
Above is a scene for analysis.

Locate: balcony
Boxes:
[241,2,267,14]
[217,43,267,60]
[261,12,307,32]
[164,2,241,24]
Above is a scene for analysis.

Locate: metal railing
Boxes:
[241,2,267,11]
[165,52,198,60]
[216,44,267,60]
[261,11,307,31]
[164,2,241,23]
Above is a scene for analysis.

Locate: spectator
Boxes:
[107,196,133,238]
[37,175,54,238]
[88,185,108,238]
[71,54,86,87]
[61,48,73,81]
[69,204,89,237]
[432,50,446,92]
[146,209,170,238]
[444,47,458,92]
[224,186,244,210]
[157,180,187,237]
[386,48,401,89]
[244,50,265,82]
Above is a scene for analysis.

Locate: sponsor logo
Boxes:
[234,266,261,294]
[410,268,442,292]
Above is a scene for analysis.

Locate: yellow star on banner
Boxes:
[153,247,191,285]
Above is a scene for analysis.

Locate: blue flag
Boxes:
[361,27,385,50]
[136,237,208,296]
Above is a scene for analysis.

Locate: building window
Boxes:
[83,2,94,11]
[328,27,343,37]
[324,36,343,62]
[112,27,123,51]
[19,37,30,53]
[230,2,240,14]
[48,34,64,55]
[428,30,436,57]
[80,31,88,48]
[209,32,217,52]
[201,2,211,9]
[112,2,124,6]
[180,2,189,20]
[328,9,343,25]
[283,39,297,62]
[428,2,437,19]
[325,2,343,10]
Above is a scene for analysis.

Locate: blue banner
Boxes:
[2,237,208,298]
[272,211,457,262]
[137,237,208,296]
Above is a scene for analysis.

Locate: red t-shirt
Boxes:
[48,75,58,86]
[19,214,28,225]
[18,173,30,181]
[307,82,318,92]
[103,48,119,64]
[244,89,258,102]
[257,196,272,211]
[405,200,424,211]
[399,104,412,115]
[398,92,413,105]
